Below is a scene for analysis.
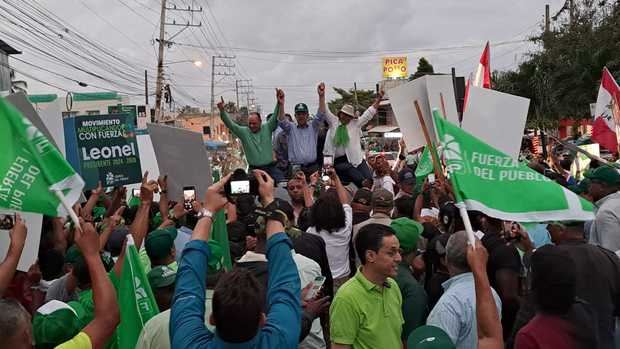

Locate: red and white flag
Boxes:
[463,42,491,114]
[473,41,491,89]
[592,67,620,154]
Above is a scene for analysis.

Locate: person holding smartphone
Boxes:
[277,84,327,178]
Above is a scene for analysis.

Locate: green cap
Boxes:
[294,103,308,114]
[147,265,177,289]
[391,218,423,254]
[207,240,225,274]
[585,166,620,186]
[64,245,82,265]
[33,300,83,347]
[145,227,178,261]
[407,325,455,349]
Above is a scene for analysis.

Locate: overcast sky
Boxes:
[4,0,568,113]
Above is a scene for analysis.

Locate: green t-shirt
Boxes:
[330,269,404,349]
[219,104,279,167]
[394,262,429,341]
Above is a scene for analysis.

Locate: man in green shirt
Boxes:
[330,223,404,349]
[391,217,429,341]
[217,89,285,182]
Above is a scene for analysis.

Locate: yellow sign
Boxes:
[383,56,408,79]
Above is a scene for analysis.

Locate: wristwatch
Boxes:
[198,208,214,219]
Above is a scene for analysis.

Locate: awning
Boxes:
[367,125,399,134]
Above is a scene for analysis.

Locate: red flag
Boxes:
[474,42,491,89]
[592,67,620,154]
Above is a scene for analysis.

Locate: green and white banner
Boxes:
[0,98,83,217]
[64,114,142,190]
[433,110,594,222]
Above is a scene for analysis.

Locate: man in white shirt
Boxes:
[318,87,384,188]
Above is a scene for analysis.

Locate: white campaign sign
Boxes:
[387,75,458,150]
[147,124,212,200]
[462,86,530,160]
[0,211,42,272]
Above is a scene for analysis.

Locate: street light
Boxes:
[163,59,203,67]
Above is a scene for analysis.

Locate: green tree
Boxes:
[409,57,435,81]
[493,0,620,127]
[327,87,377,115]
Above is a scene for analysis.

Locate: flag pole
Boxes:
[440,93,447,119]
[414,100,446,185]
[457,204,477,248]
[53,190,81,230]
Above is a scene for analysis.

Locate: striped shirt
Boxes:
[278,112,325,165]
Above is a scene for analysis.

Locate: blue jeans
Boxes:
[334,157,372,188]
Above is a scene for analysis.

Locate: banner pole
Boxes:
[414,100,446,184]
[54,190,81,231]
[440,93,447,119]
[457,204,477,248]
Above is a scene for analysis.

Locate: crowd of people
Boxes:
[1,84,620,349]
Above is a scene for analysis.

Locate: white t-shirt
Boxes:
[372,175,395,195]
[306,204,353,279]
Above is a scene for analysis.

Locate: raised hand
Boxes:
[74,220,100,258]
[276,88,285,106]
[92,181,104,196]
[317,82,325,97]
[140,171,159,203]
[217,96,225,111]
[158,175,168,192]
[466,240,488,275]
[204,173,232,213]
[9,214,27,250]
[253,169,275,206]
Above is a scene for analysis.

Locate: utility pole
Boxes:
[144,69,149,106]
[235,79,240,112]
[353,82,359,116]
[154,0,167,123]
[569,0,574,26]
[210,55,235,137]
[154,2,202,123]
[545,4,550,33]
[236,79,252,117]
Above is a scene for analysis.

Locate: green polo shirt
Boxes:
[219,104,279,167]
[330,268,404,349]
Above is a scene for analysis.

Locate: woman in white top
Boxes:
[306,168,353,293]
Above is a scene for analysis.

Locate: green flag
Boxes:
[433,110,594,222]
[0,97,83,216]
[211,210,232,270]
[117,236,159,348]
[415,147,434,181]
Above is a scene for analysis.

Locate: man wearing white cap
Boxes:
[318,86,384,187]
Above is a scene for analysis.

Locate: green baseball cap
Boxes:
[407,325,455,349]
[294,103,309,114]
[391,218,423,254]
[585,166,620,186]
[147,264,177,289]
[145,227,178,261]
[64,245,82,265]
[33,300,84,347]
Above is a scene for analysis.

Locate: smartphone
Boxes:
[323,155,334,167]
[132,189,141,198]
[183,186,196,210]
[0,213,16,230]
[428,174,436,184]
[304,275,326,301]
